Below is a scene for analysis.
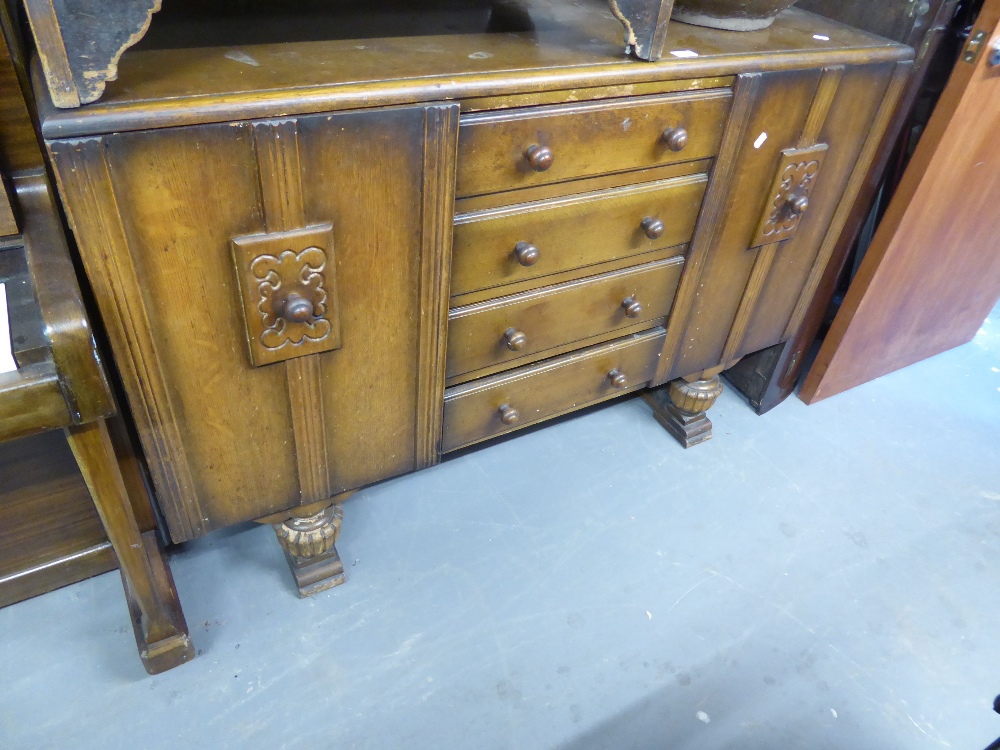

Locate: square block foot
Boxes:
[284,545,346,597]
[644,390,713,448]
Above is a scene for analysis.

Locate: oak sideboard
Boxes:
[35,1,911,598]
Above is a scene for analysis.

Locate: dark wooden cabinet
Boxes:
[37,4,910,605]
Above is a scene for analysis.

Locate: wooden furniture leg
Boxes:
[261,492,354,597]
[64,419,194,674]
[645,372,724,448]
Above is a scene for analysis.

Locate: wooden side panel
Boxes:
[49,136,209,541]
[801,0,1000,402]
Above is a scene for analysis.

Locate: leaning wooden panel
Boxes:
[801,1,1000,402]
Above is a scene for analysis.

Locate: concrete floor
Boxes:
[3,305,1000,749]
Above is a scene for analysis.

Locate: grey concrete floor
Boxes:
[3,304,1000,749]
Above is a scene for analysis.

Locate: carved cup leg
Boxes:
[645,375,724,448]
[272,504,346,597]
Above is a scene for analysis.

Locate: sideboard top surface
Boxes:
[37,3,911,138]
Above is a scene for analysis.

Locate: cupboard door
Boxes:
[50,103,458,541]
[655,63,907,383]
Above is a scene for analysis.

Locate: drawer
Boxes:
[447,256,683,381]
[452,173,707,298]
[442,327,666,452]
[456,89,731,198]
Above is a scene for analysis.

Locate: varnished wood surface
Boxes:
[0,172,115,441]
[801,0,1000,403]
[17,173,114,423]
[443,327,665,452]
[452,171,706,298]
[456,88,729,197]
[0,362,70,441]
[447,256,682,381]
[36,7,911,138]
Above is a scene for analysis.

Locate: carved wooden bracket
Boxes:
[23,0,163,108]
[750,144,828,248]
[231,224,341,367]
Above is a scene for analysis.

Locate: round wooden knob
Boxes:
[621,296,643,318]
[514,242,540,267]
[283,294,314,323]
[504,327,527,351]
[498,404,519,425]
[608,369,628,389]
[788,194,809,215]
[641,217,665,240]
[525,144,554,172]
[661,127,689,152]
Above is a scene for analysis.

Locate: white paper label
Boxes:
[813,34,831,41]
[754,132,768,149]
[669,50,699,58]
[0,283,17,374]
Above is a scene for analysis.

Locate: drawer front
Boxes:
[456,89,731,198]
[447,256,683,380]
[452,173,707,298]
[442,328,666,452]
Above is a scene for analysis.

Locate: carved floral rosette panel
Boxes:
[231,224,342,366]
[750,144,828,248]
